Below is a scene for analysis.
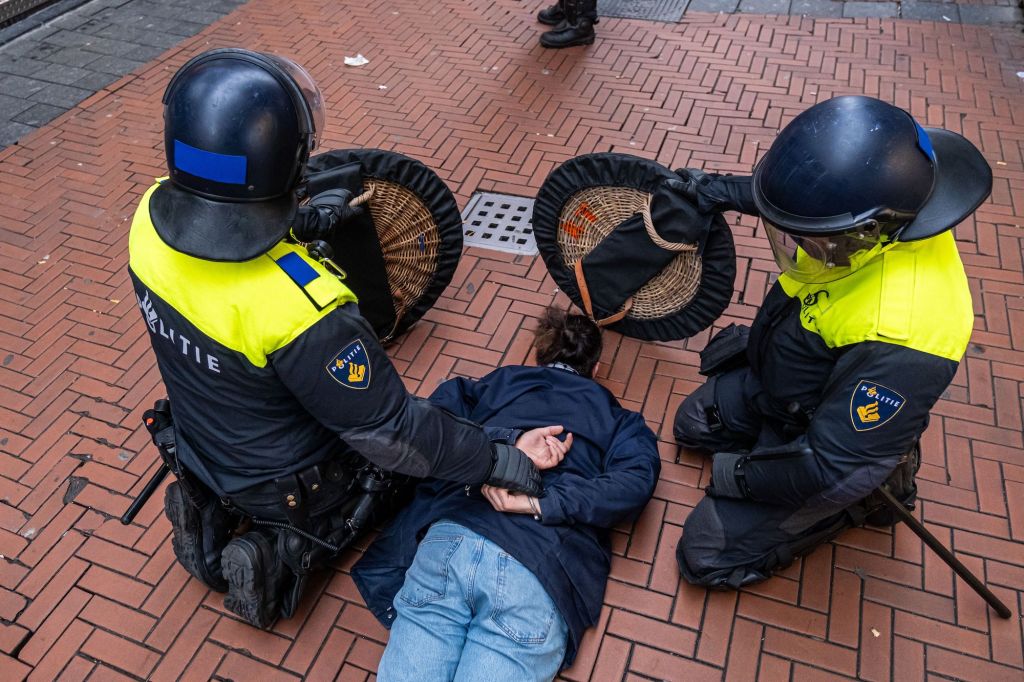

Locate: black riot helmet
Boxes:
[151,48,326,262]
[752,96,991,283]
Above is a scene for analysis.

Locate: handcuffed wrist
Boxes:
[527,496,543,521]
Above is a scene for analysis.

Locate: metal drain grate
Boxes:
[597,0,690,22]
[461,193,538,255]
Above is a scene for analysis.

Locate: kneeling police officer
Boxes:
[128,49,546,626]
[674,96,992,588]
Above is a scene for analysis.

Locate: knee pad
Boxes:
[673,378,719,448]
[677,498,858,590]
[676,498,766,588]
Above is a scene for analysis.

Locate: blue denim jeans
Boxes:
[377,522,568,682]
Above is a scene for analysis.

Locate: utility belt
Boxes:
[145,400,411,552]
[226,456,362,527]
[234,460,404,581]
[144,398,415,622]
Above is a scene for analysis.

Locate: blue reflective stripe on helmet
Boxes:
[914,122,936,163]
[173,139,248,184]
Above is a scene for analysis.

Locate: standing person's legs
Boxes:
[539,0,598,49]
[452,534,568,682]
[536,0,565,24]
[377,522,479,681]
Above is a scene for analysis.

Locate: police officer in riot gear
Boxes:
[673,96,992,588]
[536,0,598,48]
[128,48,548,626]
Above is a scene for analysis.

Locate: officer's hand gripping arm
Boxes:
[487,443,544,497]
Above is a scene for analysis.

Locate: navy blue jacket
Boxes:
[351,364,660,667]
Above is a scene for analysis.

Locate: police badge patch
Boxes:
[850,380,905,431]
[326,339,372,389]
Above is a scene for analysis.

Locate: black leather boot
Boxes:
[540,18,596,48]
[537,1,564,24]
[538,0,597,25]
[221,530,289,629]
[164,480,232,592]
[540,0,597,48]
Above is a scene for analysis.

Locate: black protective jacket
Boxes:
[709,231,973,514]
[128,182,494,496]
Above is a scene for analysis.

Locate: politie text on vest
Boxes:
[136,290,221,373]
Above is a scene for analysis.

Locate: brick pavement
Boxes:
[0,0,1020,153]
[0,0,1023,679]
[0,0,246,148]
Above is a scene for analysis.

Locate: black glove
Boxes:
[486,444,544,497]
[292,189,365,241]
[672,168,759,216]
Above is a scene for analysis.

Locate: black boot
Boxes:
[537,1,565,25]
[540,0,597,48]
[540,18,596,48]
[221,530,289,629]
[164,480,232,592]
[538,0,597,25]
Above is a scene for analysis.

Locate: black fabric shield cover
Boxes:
[304,160,398,335]
[579,182,711,320]
[306,149,464,340]
[534,153,736,341]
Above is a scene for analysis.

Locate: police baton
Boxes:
[120,400,175,525]
[876,486,1011,619]
[120,462,170,525]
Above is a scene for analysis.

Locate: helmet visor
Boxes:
[268,55,325,151]
[764,220,886,283]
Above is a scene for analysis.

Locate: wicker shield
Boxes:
[533,153,736,341]
[306,149,463,342]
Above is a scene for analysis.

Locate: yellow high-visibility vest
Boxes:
[129,181,358,368]
[778,230,973,362]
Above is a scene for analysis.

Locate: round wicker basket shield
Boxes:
[306,149,463,342]
[533,153,736,342]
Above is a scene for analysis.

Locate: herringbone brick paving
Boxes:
[0,0,1022,679]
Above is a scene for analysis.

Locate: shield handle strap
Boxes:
[348,186,375,207]
[641,199,698,253]
[571,198,695,327]
[573,259,632,326]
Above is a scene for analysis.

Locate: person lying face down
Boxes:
[352,307,661,681]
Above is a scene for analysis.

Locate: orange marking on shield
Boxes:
[561,202,597,239]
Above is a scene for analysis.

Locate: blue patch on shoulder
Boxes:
[276,252,320,288]
[849,380,906,431]
[326,339,372,390]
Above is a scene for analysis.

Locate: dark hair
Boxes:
[533,307,603,377]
